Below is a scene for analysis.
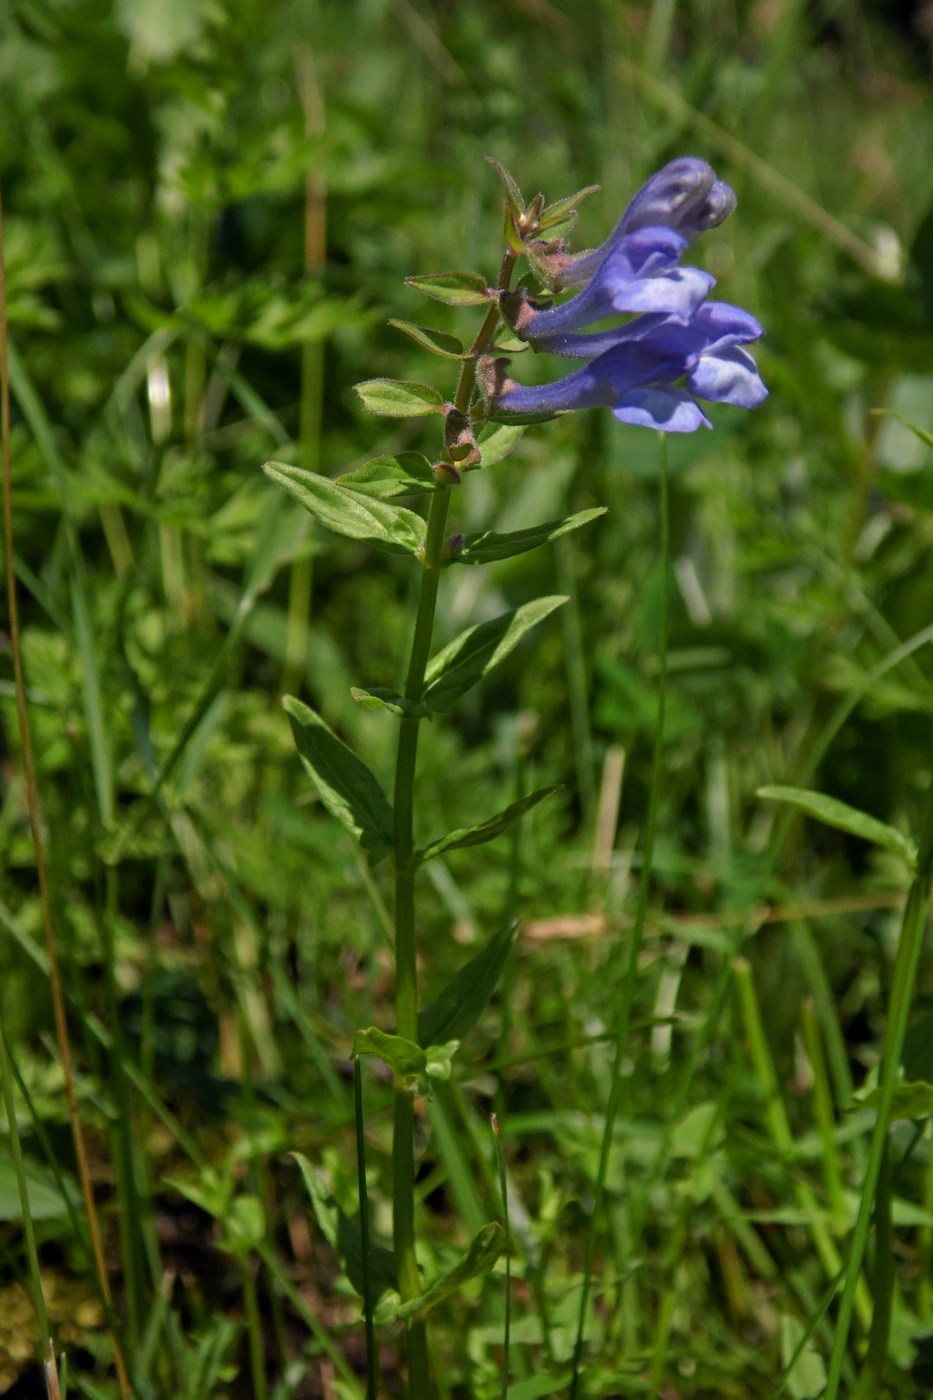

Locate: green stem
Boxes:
[568,433,671,1400]
[824,773,933,1399]
[392,486,452,1397]
[390,243,517,1398]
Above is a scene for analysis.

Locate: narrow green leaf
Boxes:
[388,319,465,359]
[352,1028,426,1078]
[758,785,917,867]
[486,156,525,219]
[476,423,525,466]
[263,460,426,554]
[0,1159,77,1222]
[354,377,446,418]
[405,271,492,307]
[351,687,431,719]
[418,922,518,1048]
[537,183,601,230]
[284,695,394,862]
[396,1222,504,1322]
[423,595,567,712]
[415,784,562,865]
[337,452,438,499]
[293,1155,397,1298]
[446,507,607,567]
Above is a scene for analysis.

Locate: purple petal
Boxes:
[613,388,711,432]
[686,347,768,407]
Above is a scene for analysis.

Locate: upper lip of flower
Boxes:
[506,226,717,344]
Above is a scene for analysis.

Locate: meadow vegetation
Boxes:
[3,1,933,1396]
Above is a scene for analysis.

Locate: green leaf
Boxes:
[352,1027,426,1077]
[476,422,525,466]
[354,378,446,418]
[757,785,917,867]
[0,1159,77,1222]
[446,507,607,567]
[404,271,492,307]
[486,156,525,219]
[423,595,567,712]
[336,452,438,499]
[415,783,562,865]
[418,921,518,1048]
[388,319,465,359]
[293,1155,397,1299]
[396,1222,504,1321]
[263,460,426,554]
[858,1080,933,1122]
[221,1195,266,1255]
[537,183,601,231]
[351,686,431,719]
[424,1040,459,1081]
[284,695,394,862]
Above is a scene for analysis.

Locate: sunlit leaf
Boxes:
[354,378,446,417]
[388,319,465,359]
[405,271,492,307]
[263,460,426,554]
[758,785,917,867]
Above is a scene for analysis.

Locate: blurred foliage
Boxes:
[3,0,933,1396]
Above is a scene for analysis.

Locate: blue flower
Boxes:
[530,157,736,294]
[487,158,766,434]
[507,227,715,342]
[481,302,767,434]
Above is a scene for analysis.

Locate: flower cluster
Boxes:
[481,158,767,433]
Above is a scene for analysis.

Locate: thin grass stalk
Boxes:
[354,1059,378,1400]
[824,772,933,1398]
[0,1022,53,1381]
[0,188,132,1400]
[284,40,326,694]
[568,432,671,1400]
[491,1113,511,1400]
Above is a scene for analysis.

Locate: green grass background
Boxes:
[3,0,933,1396]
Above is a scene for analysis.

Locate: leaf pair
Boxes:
[285,598,566,864]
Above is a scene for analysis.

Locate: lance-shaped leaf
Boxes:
[352,1028,426,1078]
[423,595,567,712]
[389,319,466,360]
[856,1080,933,1123]
[445,507,607,567]
[418,921,518,1048]
[476,422,525,466]
[758,785,917,868]
[354,378,446,418]
[415,784,562,865]
[405,271,492,307]
[284,695,394,862]
[337,452,438,499]
[394,1222,504,1322]
[486,156,525,220]
[293,1155,397,1299]
[537,183,601,232]
[263,460,426,555]
[351,687,431,719]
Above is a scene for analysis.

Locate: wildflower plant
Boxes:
[263,156,765,1394]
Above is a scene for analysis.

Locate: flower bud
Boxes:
[433,461,462,486]
[442,533,465,561]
